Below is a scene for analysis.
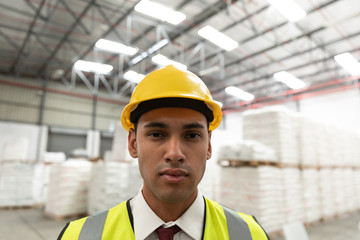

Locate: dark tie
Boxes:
[156,225,181,240]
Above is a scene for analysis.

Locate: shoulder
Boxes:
[57,201,129,240]
[204,197,269,240]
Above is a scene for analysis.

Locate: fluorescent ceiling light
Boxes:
[199,65,220,76]
[198,25,238,51]
[95,39,138,55]
[152,54,187,70]
[135,0,186,25]
[334,52,360,76]
[273,71,307,89]
[266,0,306,22]
[225,86,254,101]
[123,70,145,83]
[74,60,113,74]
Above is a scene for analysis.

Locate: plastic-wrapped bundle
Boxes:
[282,168,304,223]
[217,140,276,162]
[243,106,298,164]
[301,169,321,223]
[110,122,131,162]
[45,160,92,218]
[87,161,142,215]
[215,166,284,233]
[0,162,43,207]
[296,116,318,167]
[318,168,335,218]
[354,170,360,208]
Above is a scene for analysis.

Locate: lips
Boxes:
[160,168,188,183]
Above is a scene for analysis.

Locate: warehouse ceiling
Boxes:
[0,0,359,111]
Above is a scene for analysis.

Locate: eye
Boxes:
[147,132,164,138]
[185,132,201,139]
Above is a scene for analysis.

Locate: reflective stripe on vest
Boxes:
[64,198,266,240]
[222,205,252,240]
[78,210,108,240]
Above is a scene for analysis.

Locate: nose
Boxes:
[164,136,185,163]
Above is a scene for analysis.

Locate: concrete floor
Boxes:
[0,207,359,240]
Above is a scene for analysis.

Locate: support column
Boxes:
[92,94,98,130]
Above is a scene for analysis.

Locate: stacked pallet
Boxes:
[327,126,343,167]
[342,168,357,212]
[87,161,142,215]
[344,131,360,167]
[215,166,284,233]
[45,160,92,219]
[301,169,321,223]
[318,168,335,219]
[354,170,360,207]
[332,168,357,215]
[243,107,298,165]
[0,162,43,207]
[282,168,304,223]
[198,161,217,200]
[110,122,130,162]
[217,140,276,163]
[296,116,317,167]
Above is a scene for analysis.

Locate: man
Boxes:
[58,65,269,240]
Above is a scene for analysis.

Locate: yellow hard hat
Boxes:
[121,65,222,131]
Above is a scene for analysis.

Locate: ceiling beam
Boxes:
[37,0,95,77]
[9,0,46,74]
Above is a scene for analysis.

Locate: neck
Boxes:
[142,189,198,222]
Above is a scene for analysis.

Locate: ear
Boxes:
[128,129,138,158]
[207,131,212,160]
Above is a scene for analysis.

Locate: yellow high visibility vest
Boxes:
[58,197,269,240]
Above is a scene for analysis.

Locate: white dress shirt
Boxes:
[130,190,205,240]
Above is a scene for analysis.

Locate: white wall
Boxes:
[0,121,42,161]
[300,89,360,130]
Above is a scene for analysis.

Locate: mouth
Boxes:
[159,169,188,183]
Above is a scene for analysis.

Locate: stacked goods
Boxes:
[0,162,43,207]
[40,152,66,163]
[354,170,360,207]
[45,160,92,218]
[315,123,331,167]
[87,161,142,215]
[243,107,298,165]
[344,131,360,167]
[332,169,347,215]
[327,126,343,167]
[217,140,276,162]
[318,168,336,218]
[215,166,284,233]
[1,138,29,162]
[282,168,304,223]
[296,116,317,167]
[198,161,217,200]
[301,169,321,223]
[111,122,130,162]
[342,168,356,212]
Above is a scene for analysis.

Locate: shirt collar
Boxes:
[131,190,205,240]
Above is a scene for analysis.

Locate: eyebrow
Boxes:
[143,122,205,129]
[183,122,205,129]
[144,122,168,129]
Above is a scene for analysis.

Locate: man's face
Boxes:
[128,107,212,205]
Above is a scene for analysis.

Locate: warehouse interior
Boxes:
[0,0,360,239]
